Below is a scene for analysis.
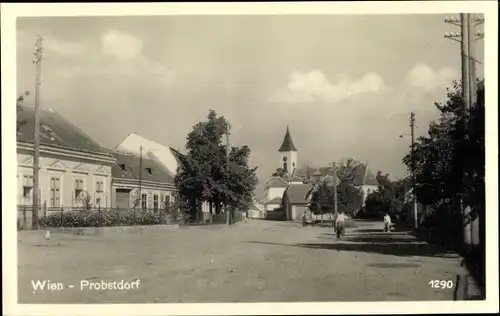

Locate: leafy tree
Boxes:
[308,159,363,220]
[401,79,485,248]
[364,172,410,219]
[174,110,258,223]
[225,145,259,221]
[16,91,30,133]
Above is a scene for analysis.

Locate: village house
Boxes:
[17,103,115,216]
[115,133,211,214]
[282,183,315,221]
[110,151,177,210]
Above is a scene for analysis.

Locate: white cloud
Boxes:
[101,30,144,61]
[269,70,387,103]
[405,63,458,91]
[45,38,90,58]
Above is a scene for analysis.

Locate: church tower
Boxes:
[278,126,298,176]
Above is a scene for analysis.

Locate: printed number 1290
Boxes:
[429,280,454,289]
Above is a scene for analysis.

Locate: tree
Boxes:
[225,145,259,221]
[308,160,363,221]
[16,91,30,133]
[174,109,258,223]
[401,79,485,248]
[364,172,410,219]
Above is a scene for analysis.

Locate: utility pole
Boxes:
[226,123,231,226]
[332,162,338,228]
[32,35,44,230]
[410,112,418,229]
[445,13,485,246]
[139,145,143,209]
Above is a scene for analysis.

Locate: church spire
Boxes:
[278,125,298,152]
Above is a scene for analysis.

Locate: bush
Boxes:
[39,209,178,228]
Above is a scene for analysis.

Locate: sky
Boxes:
[16,14,485,199]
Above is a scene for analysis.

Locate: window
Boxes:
[146,168,152,174]
[153,194,159,211]
[96,180,104,192]
[160,194,164,209]
[22,175,34,199]
[141,193,147,210]
[22,175,34,205]
[50,177,61,207]
[95,197,101,206]
[74,179,84,204]
[165,195,171,211]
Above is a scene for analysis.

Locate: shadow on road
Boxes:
[245,239,459,259]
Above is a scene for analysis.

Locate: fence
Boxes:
[17,204,245,230]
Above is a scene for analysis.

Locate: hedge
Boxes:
[38,209,184,228]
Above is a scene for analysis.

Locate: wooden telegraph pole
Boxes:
[32,35,44,230]
[332,162,338,228]
[139,145,143,209]
[410,112,418,229]
[226,123,231,226]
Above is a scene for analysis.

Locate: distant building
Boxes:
[282,183,315,221]
[16,103,115,211]
[110,151,176,210]
[263,125,379,220]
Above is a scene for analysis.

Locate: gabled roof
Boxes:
[16,103,110,155]
[115,133,179,175]
[265,176,289,189]
[111,151,174,185]
[352,163,379,186]
[285,183,314,205]
[278,126,298,152]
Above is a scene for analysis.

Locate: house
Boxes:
[116,133,179,176]
[282,183,315,221]
[110,150,176,210]
[16,103,115,214]
[350,164,379,206]
[247,198,266,219]
[264,176,288,211]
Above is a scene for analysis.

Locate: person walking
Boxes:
[335,211,347,239]
[383,212,392,232]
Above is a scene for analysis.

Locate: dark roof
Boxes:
[285,183,314,205]
[295,163,378,186]
[278,126,298,152]
[363,169,379,186]
[112,151,174,184]
[352,164,379,186]
[17,103,109,154]
[265,197,282,205]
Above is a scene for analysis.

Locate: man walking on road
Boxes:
[335,211,347,239]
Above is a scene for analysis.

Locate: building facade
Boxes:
[17,104,115,211]
[111,151,177,210]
